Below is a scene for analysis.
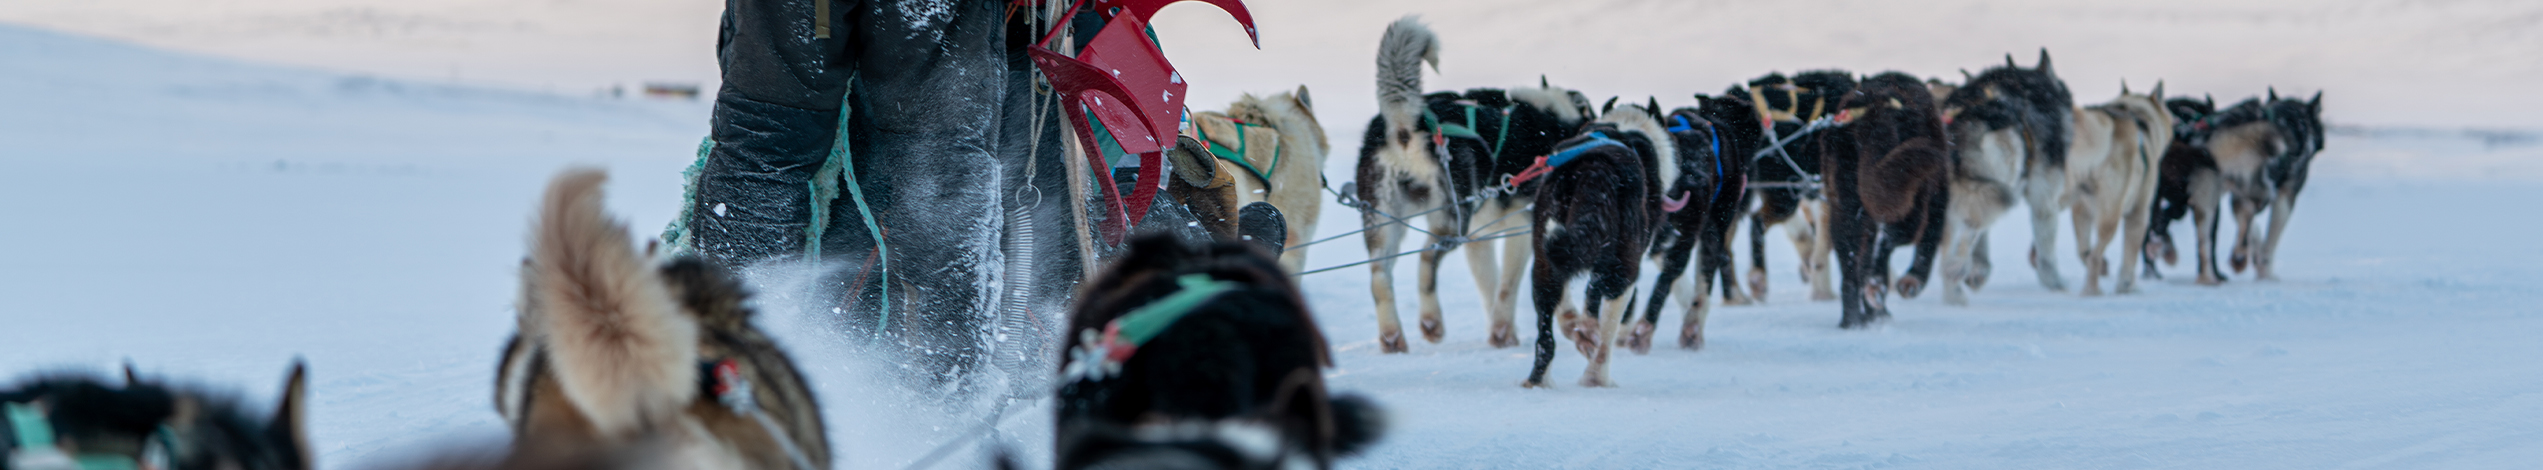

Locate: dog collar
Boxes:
[1065,274,1239,383]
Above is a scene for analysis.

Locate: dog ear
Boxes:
[2204,93,2215,109]
[1960,68,1973,81]
[2005,53,2017,68]
[2268,87,2279,102]
[2120,79,2130,96]
[1294,85,1314,112]
[124,360,143,386]
[269,360,313,470]
[2309,90,2323,114]
[1647,97,1663,120]
[2036,48,2054,74]
[2151,81,2164,100]
[1540,75,1550,89]
[1601,96,1619,114]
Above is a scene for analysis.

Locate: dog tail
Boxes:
[523,168,699,437]
[1375,15,1438,129]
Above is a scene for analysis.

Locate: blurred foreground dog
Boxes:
[2,363,309,470]
[1056,235,1384,469]
[494,169,828,470]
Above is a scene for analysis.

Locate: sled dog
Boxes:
[1820,72,1953,328]
[2174,90,2326,282]
[1621,103,1743,352]
[1526,122,1656,388]
[1180,87,1333,274]
[1055,234,1384,469]
[2057,82,2176,295]
[1358,16,1593,352]
[1935,50,2075,306]
[1730,71,1855,304]
[3,363,311,470]
[2143,96,2222,282]
[495,169,828,470]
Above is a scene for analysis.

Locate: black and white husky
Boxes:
[1358,16,1593,353]
[1527,122,1656,388]
[1621,104,1743,352]
[1935,51,2075,306]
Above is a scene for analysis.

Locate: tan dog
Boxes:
[2057,83,2175,295]
[495,169,829,470]
[1183,87,1332,273]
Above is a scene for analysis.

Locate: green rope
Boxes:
[823,80,892,339]
[658,137,715,257]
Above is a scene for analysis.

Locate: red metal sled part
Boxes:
[1027,0,1257,244]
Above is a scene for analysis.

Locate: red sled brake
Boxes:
[1026,0,1258,244]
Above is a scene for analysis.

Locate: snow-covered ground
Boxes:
[7,9,2543,469]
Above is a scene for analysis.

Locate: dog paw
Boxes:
[1560,312,1597,356]
[2230,253,2249,273]
[1894,275,1925,299]
[1810,288,1837,302]
[1419,316,1445,344]
[1747,272,1771,300]
[2080,284,2103,297]
[1379,331,1409,354]
[1522,378,1551,389]
[1578,375,1614,388]
[2115,282,2139,295]
[1488,322,1518,348]
[1623,322,1656,355]
[1678,322,1706,350]
[1861,284,1887,312]
[1724,292,1756,306]
[1942,289,1969,307]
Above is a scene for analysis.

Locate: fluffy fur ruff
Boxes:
[520,169,699,437]
[1527,126,1654,388]
[1057,234,1383,470]
[1822,72,1954,328]
[499,168,830,470]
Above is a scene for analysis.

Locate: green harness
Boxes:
[1193,120,1284,186]
[1422,104,1515,164]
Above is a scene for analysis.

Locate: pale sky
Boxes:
[5,0,2537,128]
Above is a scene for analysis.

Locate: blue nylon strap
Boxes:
[1546,132,1624,168]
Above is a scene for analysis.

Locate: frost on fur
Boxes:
[523,168,699,437]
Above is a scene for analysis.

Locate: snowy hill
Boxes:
[7,16,2543,470]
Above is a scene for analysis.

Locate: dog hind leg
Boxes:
[1365,214,1412,353]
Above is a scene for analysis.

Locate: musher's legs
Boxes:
[689,0,859,268]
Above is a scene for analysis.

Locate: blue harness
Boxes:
[1668,115,1730,205]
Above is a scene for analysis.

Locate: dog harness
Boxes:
[1190,117,1284,185]
[1506,132,1627,187]
[1663,114,1728,213]
[699,359,818,470]
[1064,274,1240,383]
[6,401,175,470]
[1422,103,1517,165]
